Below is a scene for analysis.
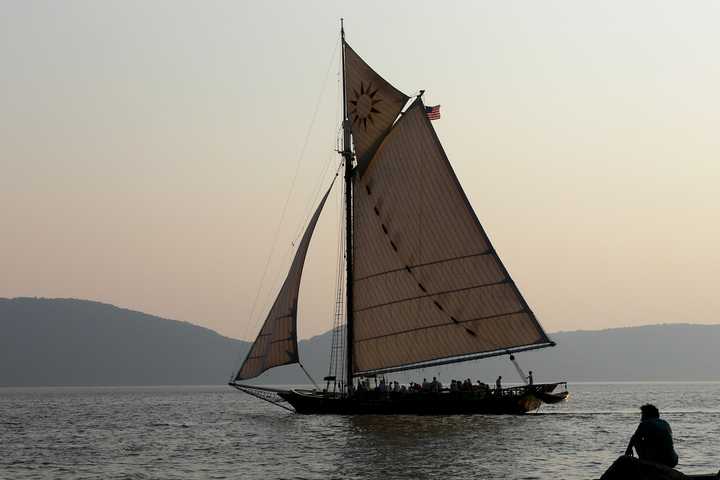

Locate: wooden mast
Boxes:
[340,19,354,396]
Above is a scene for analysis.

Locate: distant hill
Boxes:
[517,324,720,382]
[0,297,247,386]
[455,323,720,384]
[0,297,335,387]
[1,297,718,386]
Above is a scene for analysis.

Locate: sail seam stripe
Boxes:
[355,309,527,343]
[354,279,509,313]
[354,251,493,282]
[354,342,555,376]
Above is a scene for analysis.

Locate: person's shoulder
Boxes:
[656,418,672,430]
[644,418,672,432]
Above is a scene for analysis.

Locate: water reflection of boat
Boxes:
[229,21,568,415]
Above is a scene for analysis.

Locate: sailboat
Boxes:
[229,22,569,414]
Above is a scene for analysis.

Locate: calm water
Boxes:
[1,383,718,479]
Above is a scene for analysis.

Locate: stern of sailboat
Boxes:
[514,382,569,412]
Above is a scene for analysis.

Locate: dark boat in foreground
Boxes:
[598,456,719,480]
[229,22,569,415]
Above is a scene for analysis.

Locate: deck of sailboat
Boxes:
[276,382,565,415]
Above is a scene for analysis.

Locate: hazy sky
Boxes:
[2,1,719,341]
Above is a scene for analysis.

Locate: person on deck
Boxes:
[624,404,678,468]
[495,376,502,395]
[527,371,534,385]
[431,377,440,392]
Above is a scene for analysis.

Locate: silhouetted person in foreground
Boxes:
[625,404,678,468]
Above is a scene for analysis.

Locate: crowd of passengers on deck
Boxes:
[353,377,496,396]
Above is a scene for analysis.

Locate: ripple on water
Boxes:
[1,384,719,479]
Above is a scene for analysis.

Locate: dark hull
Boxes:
[278,383,565,415]
[598,456,719,480]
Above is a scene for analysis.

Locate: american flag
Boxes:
[425,105,441,121]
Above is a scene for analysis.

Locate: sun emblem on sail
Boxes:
[349,81,382,131]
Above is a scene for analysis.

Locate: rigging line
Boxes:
[249,173,340,380]
[289,43,341,246]
[337,177,347,391]
[327,172,347,391]
[299,362,320,389]
[241,41,340,342]
[328,178,346,383]
[339,182,347,389]
[291,152,342,247]
[328,195,339,373]
[261,165,340,328]
[293,100,343,248]
[510,354,528,384]
[249,53,340,337]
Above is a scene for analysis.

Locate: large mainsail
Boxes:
[235,185,333,381]
[344,43,409,171]
[351,100,553,375]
